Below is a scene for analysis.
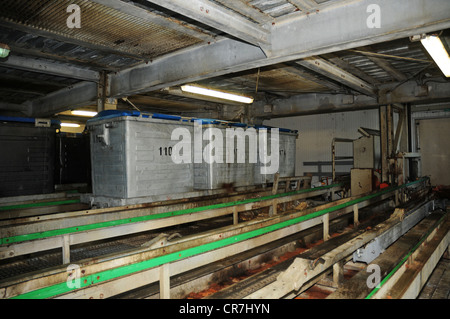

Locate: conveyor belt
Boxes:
[0,178,431,299]
[205,212,390,299]
[0,183,342,263]
[0,183,340,245]
[207,204,447,300]
[0,216,233,280]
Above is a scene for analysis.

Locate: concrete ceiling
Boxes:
[0,0,449,124]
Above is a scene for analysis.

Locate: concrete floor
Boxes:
[418,254,450,299]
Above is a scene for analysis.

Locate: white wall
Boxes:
[265,109,379,183]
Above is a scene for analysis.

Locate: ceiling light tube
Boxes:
[71,110,98,117]
[181,85,254,104]
[61,123,81,128]
[421,35,450,77]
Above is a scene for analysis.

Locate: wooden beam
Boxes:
[159,264,171,299]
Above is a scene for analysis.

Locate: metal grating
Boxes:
[0,234,151,280]
[0,0,204,59]
[341,55,392,82]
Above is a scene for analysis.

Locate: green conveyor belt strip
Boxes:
[0,183,341,245]
[365,212,447,299]
[10,179,426,299]
[0,199,81,211]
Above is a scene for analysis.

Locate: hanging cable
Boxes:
[122,97,141,112]
[255,67,261,94]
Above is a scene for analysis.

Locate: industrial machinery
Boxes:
[0,114,447,301]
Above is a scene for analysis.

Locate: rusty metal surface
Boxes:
[0,238,145,280]
[195,64,332,96]
[0,215,233,281]
[0,0,204,60]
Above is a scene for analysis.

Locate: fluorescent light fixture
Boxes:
[180,85,254,104]
[71,110,98,117]
[61,123,80,128]
[421,35,450,77]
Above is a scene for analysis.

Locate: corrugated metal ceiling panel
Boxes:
[0,0,203,59]
[0,27,142,71]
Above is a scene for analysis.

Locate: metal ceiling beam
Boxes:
[2,44,137,73]
[250,79,450,119]
[0,55,100,82]
[269,0,450,58]
[109,38,267,97]
[22,0,450,116]
[0,20,145,62]
[29,81,97,117]
[89,0,216,43]
[144,0,270,48]
[128,94,223,111]
[296,57,377,96]
[109,0,450,98]
[0,102,30,115]
[281,65,344,92]
[321,53,381,86]
[379,80,450,105]
[250,93,378,119]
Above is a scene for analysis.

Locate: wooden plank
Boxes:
[353,204,359,226]
[0,203,88,220]
[333,260,344,287]
[62,235,70,264]
[323,213,330,241]
[159,264,170,299]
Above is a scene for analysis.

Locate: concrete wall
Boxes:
[265,109,379,184]
[417,117,450,186]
